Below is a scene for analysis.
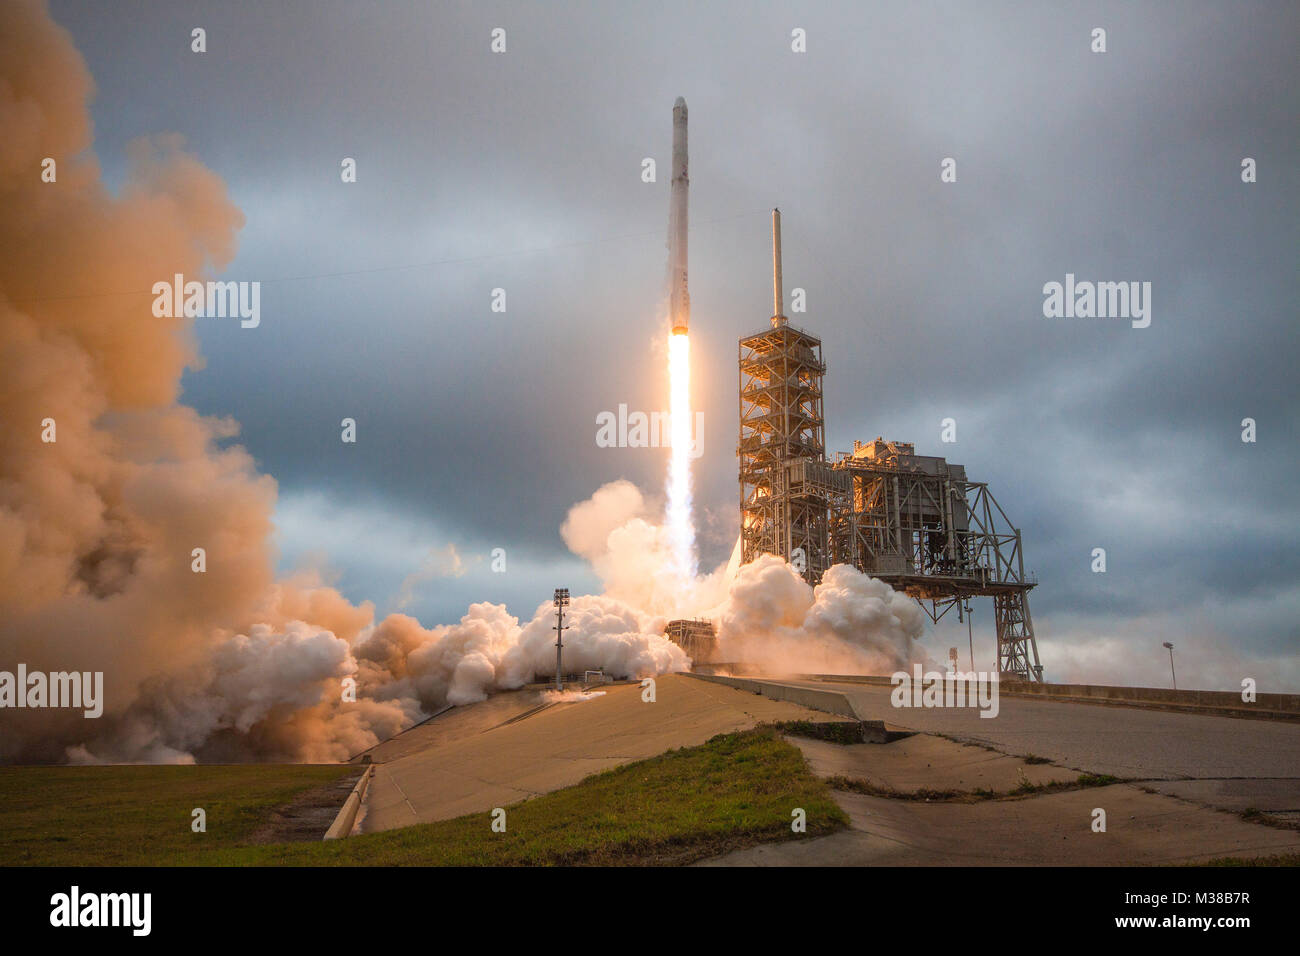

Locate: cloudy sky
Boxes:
[49,0,1298,689]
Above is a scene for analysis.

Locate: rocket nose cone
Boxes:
[674,96,686,108]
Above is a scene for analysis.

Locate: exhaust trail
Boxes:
[667,331,694,583]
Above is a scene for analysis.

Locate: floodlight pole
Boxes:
[555,605,564,690]
[554,588,570,691]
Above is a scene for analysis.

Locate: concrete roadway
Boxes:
[775,677,1300,817]
[693,679,1300,866]
[786,678,1300,780]
[698,784,1300,867]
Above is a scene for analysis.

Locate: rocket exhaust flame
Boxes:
[667,332,696,584]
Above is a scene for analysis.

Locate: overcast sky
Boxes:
[49,0,1299,688]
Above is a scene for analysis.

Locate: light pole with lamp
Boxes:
[554,588,570,691]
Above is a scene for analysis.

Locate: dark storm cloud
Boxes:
[49,1,1298,668]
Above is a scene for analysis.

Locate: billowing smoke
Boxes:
[712,555,931,675]
[559,479,734,617]
[558,482,931,674]
[356,596,686,713]
[0,1,929,765]
[0,0,314,761]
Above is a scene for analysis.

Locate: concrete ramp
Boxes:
[361,673,853,833]
[353,690,548,765]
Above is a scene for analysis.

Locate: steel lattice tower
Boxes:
[739,210,839,583]
[828,439,1043,681]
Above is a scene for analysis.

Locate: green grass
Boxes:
[1231,805,1300,832]
[1076,773,1119,787]
[1200,853,1300,867]
[827,771,1121,803]
[825,779,971,802]
[0,729,846,866]
[1012,771,1117,795]
[0,764,355,866]
[769,719,865,745]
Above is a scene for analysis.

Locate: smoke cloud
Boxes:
[713,555,931,674]
[560,478,734,617]
[0,1,930,765]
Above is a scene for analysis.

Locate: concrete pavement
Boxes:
[696,709,1300,866]
[789,732,1077,794]
[777,677,1300,797]
[360,674,853,833]
[685,673,1300,865]
[698,784,1300,866]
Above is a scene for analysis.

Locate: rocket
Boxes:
[669,97,689,336]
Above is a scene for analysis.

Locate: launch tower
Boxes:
[738,210,848,584]
[737,211,1044,680]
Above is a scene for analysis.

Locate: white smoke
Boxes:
[560,478,732,617]
[711,554,932,675]
[58,481,932,765]
[353,592,689,717]
[556,483,933,677]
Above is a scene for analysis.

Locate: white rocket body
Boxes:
[669,97,689,335]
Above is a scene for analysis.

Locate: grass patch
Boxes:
[826,778,970,802]
[1022,754,1052,765]
[1077,773,1119,787]
[1199,853,1300,867]
[0,729,846,867]
[0,764,356,866]
[828,771,1122,803]
[768,719,866,745]
[1232,806,1300,832]
[1013,772,1116,795]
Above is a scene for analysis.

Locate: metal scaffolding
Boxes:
[738,323,839,583]
[663,618,718,663]
[828,439,1043,681]
[735,211,1045,681]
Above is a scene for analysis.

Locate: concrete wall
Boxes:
[686,673,860,720]
[795,673,1300,720]
[323,766,373,840]
[1000,680,1300,717]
